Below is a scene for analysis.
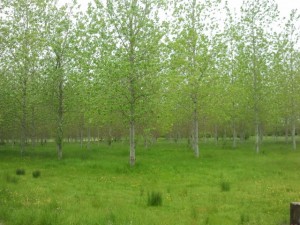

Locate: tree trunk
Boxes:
[292,120,296,150]
[31,106,36,148]
[20,78,27,156]
[232,120,237,149]
[97,127,100,146]
[259,125,263,143]
[80,129,83,148]
[214,125,219,145]
[79,114,84,148]
[255,123,260,153]
[193,116,199,158]
[129,120,135,166]
[203,117,207,144]
[251,22,261,154]
[144,134,148,149]
[57,78,63,160]
[108,125,112,147]
[192,102,199,157]
[87,126,91,150]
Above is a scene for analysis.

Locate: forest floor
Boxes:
[0,139,299,225]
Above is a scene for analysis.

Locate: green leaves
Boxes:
[0,0,299,154]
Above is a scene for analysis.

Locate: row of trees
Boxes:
[0,0,299,165]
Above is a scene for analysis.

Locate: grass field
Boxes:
[0,139,299,225]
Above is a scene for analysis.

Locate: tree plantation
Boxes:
[0,0,300,164]
[2,1,300,225]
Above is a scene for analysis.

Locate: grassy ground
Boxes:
[0,139,299,225]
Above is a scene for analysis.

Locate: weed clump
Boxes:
[147,191,162,206]
[5,174,18,184]
[240,213,250,224]
[32,170,41,178]
[220,181,231,192]
[16,168,25,175]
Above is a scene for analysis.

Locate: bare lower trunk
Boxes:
[31,106,36,148]
[273,126,278,142]
[255,123,260,153]
[285,118,289,144]
[80,114,84,148]
[202,117,207,144]
[292,121,296,150]
[129,120,135,166]
[144,135,148,149]
[80,130,83,148]
[97,127,100,146]
[57,80,63,160]
[57,117,63,160]
[214,125,218,145]
[259,126,263,143]
[87,126,91,150]
[232,121,237,149]
[21,79,27,156]
[57,142,62,159]
[193,107,199,158]
[108,125,112,146]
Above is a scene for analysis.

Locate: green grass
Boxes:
[0,139,298,225]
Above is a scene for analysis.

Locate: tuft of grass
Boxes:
[105,211,117,224]
[5,174,18,184]
[220,181,231,192]
[240,213,250,224]
[32,170,41,178]
[16,168,25,175]
[190,206,198,220]
[147,191,162,206]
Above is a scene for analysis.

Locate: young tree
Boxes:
[169,0,221,157]
[240,0,279,153]
[275,10,300,150]
[0,0,47,154]
[42,1,80,159]
[103,0,166,166]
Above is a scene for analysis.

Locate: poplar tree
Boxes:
[103,0,166,166]
[240,0,279,153]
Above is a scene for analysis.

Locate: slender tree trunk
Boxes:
[128,9,137,166]
[259,125,263,143]
[292,120,296,150]
[214,125,219,145]
[97,127,100,146]
[31,106,36,148]
[285,118,289,144]
[129,51,136,166]
[129,120,135,166]
[108,125,112,146]
[222,128,227,146]
[144,134,148,149]
[87,125,91,150]
[203,117,207,144]
[80,129,83,148]
[232,121,237,149]
[255,122,260,153]
[20,78,27,156]
[79,114,84,148]
[57,78,63,160]
[251,24,260,154]
[193,107,199,158]
[55,52,64,160]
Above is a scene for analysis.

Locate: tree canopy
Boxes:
[0,0,299,164]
